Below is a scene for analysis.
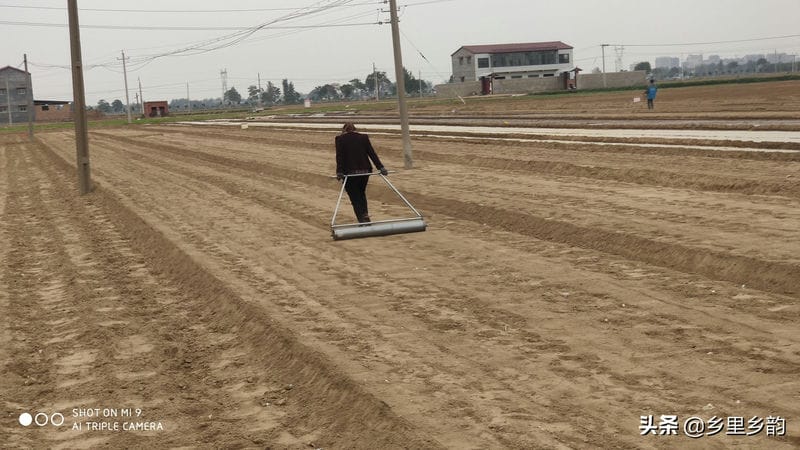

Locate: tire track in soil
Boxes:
[83,132,800,350]
[56,137,675,448]
[91,131,800,296]
[76,131,800,337]
[124,127,800,263]
[1,140,438,448]
[67,132,800,447]
[139,128,800,252]
[81,132,580,448]
[163,123,800,158]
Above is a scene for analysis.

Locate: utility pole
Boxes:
[67,0,91,195]
[257,72,262,107]
[373,63,379,101]
[419,70,422,98]
[601,44,609,88]
[388,0,412,169]
[135,92,139,114]
[24,54,34,140]
[220,68,228,106]
[775,50,778,73]
[118,50,132,124]
[137,77,144,116]
[186,82,191,113]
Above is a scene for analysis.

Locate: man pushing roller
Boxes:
[335,122,389,224]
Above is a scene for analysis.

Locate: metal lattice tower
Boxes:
[220,68,228,101]
[614,46,625,72]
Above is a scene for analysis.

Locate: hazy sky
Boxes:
[1,0,798,105]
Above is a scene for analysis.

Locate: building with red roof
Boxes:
[451,41,574,84]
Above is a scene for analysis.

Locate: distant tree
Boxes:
[365,71,391,97]
[313,84,340,101]
[402,68,419,94]
[400,67,432,95]
[281,79,301,104]
[111,99,125,113]
[261,81,281,105]
[349,78,366,92]
[97,99,111,113]
[591,67,602,74]
[247,85,261,104]
[756,58,769,72]
[340,83,355,99]
[634,61,652,72]
[224,87,242,104]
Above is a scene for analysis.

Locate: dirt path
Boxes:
[2,124,792,448]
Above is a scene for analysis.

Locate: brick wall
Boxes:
[493,77,560,94]
[35,104,73,122]
[434,70,648,98]
[577,71,647,89]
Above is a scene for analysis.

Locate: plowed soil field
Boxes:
[2,82,800,449]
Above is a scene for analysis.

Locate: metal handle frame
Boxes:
[330,172,423,228]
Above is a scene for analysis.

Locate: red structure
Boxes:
[480,76,492,95]
[143,101,169,117]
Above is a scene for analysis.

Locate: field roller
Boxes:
[330,172,426,240]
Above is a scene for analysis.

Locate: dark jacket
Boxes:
[335,131,384,175]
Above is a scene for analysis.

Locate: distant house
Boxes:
[34,100,73,122]
[0,65,34,125]
[144,101,169,117]
[451,41,574,82]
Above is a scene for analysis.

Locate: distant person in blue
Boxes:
[645,79,658,110]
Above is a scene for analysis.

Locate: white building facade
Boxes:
[451,41,574,82]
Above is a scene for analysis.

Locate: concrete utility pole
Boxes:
[388,0,413,169]
[137,77,144,116]
[775,50,778,73]
[601,44,609,88]
[68,0,91,195]
[419,70,422,98]
[186,82,191,113]
[373,63,379,101]
[220,68,228,105]
[24,54,34,140]
[118,50,132,124]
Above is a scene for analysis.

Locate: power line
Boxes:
[0,19,378,31]
[27,0,372,73]
[0,1,384,13]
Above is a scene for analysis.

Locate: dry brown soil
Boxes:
[1,82,799,449]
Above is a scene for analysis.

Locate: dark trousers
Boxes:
[647,99,654,109]
[344,175,370,222]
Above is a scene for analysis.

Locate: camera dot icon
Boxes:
[19,413,33,427]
